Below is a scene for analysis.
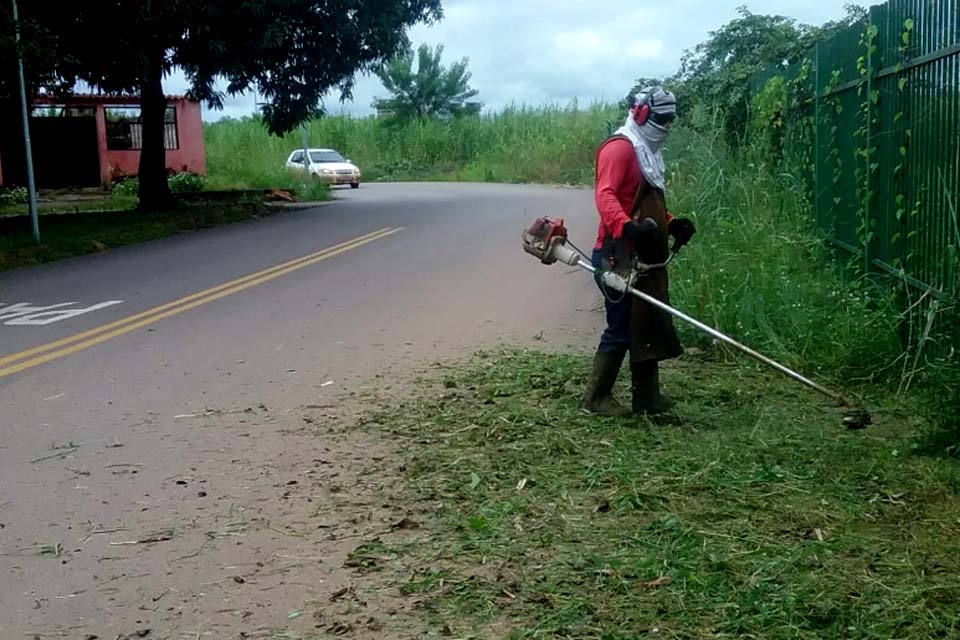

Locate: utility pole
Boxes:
[300,122,310,172]
[11,0,39,243]
[255,96,311,174]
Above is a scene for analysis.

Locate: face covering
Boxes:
[613,87,676,191]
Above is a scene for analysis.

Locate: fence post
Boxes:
[814,42,820,229]
[863,21,873,275]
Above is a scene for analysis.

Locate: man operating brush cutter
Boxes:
[520,90,871,430]
[583,86,696,417]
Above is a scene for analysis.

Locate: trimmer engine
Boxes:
[521,217,581,266]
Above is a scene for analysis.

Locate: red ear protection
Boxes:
[632,90,654,125]
[634,102,650,125]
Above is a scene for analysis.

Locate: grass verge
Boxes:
[367,348,960,639]
[0,197,269,271]
[0,193,139,218]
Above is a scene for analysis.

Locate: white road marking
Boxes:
[1,300,124,326]
[0,302,77,321]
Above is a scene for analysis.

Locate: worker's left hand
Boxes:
[623,217,658,244]
[668,217,697,247]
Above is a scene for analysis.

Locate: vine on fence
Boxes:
[751,75,787,160]
[824,68,843,223]
[750,7,958,356]
[891,18,915,267]
[852,22,879,273]
[787,57,816,192]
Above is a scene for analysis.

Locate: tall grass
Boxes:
[205,102,621,186]
[203,121,328,200]
[663,126,902,385]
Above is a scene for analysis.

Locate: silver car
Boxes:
[285,148,361,188]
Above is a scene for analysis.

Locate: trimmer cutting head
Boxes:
[841,407,872,430]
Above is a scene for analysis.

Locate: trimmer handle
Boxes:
[670,235,688,254]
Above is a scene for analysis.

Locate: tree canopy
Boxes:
[373,43,479,121]
[652,4,867,142]
[2,0,443,208]
[0,7,67,101]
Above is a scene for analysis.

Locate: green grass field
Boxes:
[362,348,960,639]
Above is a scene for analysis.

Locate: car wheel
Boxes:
[350,182,360,189]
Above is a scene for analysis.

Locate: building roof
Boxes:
[33,93,192,104]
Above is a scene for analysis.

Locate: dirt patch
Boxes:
[0,392,436,640]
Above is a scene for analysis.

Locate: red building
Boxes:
[0,94,206,190]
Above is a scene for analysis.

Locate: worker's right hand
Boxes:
[623,218,658,244]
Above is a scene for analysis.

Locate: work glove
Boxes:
[623,217,658,244]
[667,217,696,247]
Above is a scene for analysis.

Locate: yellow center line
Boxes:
[0,227,402,379]
[0,227,395,368]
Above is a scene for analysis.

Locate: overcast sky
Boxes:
[167,0,872,121]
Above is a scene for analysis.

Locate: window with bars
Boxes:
[105,106,179,150]
[31,105,96,118]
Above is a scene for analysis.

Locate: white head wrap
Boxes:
[613,86,676,191]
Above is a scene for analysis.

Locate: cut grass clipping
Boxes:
[369,349,960,639]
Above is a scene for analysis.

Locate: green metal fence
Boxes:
[762,0,959,349]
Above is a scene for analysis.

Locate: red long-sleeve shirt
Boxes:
[594,137,672,249]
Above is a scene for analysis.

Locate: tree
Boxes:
[0,5,72,102]
[671,4,866,143]
[808,4,869,44]
[372,43,479,121]
[49,1,442,210]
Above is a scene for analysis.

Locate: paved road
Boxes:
[0,183,606,636]
[1,183,603,404]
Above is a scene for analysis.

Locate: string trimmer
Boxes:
[521,216,872,429]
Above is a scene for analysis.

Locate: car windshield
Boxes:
[309,151,345,163]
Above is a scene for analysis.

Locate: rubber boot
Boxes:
[581,348,629,417]
[631,360,675,415]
